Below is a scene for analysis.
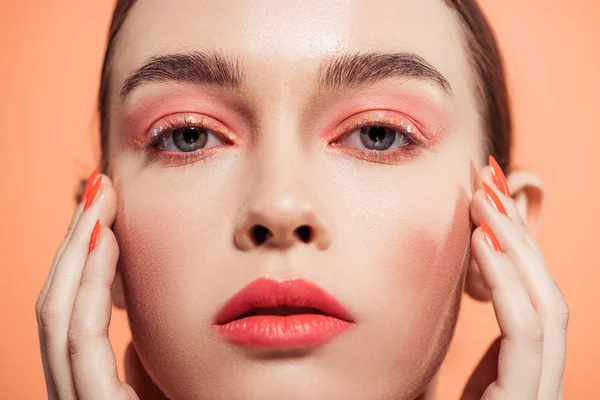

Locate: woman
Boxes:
[35,0,568,398]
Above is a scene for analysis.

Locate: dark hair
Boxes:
[97,0,511,173]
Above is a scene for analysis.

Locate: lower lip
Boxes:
[213,314,352,348]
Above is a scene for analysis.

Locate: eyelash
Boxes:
[328,112,425,164]
[134,111,425,166]
[135,113,235,166]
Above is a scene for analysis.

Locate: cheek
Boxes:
[111,167,237,386]
[330,160,472,311]
[392,191,471,355]
[327,165,472,391]
[345,185,472,321]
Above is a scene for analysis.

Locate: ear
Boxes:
[111,266,127,309]
[465,167,545,301]
[504,169,545,236]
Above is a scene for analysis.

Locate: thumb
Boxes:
[124,340,168,399]
[460,336,501,400]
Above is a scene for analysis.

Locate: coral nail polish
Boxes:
[481,220,502,252]
[84,176,102,211]
[482,182,508,215]
[89,220,100,253]
[488,155,510,196]
[81,167,100,204]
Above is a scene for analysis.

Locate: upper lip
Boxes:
[213,277,355,325]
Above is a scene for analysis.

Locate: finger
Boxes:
[36,200,86,400]
[36,167,99,309]
[470,186,553,303]
[472,187,569,398]
[36,316,61,399]
[68,225,134,399]
[37,176,117,399]
[36,167,99,400]
[480,166,542,256]
[471,227,544,399]
[558,382,565,400]
[475,167,566,321]
[39,203,85,308]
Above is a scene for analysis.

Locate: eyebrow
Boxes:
[120,51,245,98]
[120,50,452,99]
[316,52,452,95]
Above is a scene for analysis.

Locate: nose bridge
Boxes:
[233,114,331,251]
[250,101,313,208]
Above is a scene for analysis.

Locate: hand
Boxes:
[35,168,164,399]
[461,158,569,399]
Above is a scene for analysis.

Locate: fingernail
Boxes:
[488,155,510,197]
[482,182,508,216]
[481,220,502,252]
[84,175,102,211]
[89,220,100,253]
[81,166,100,204]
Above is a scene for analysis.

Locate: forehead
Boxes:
[111,0,471,94]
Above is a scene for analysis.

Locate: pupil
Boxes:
[369,126,386,142]
[183,128,199,143]
[172,126,208,152]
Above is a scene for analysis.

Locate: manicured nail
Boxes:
[488,155,510,196]
[84,176,102,211]
[482,182,507,216]
[89,220,100,253]
[81,166,100,204]
[481,220,502,252]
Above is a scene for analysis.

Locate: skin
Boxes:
[35,0,568,399]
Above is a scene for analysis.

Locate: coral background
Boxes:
[1,0,598,398]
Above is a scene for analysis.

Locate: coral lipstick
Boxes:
[212,278,355,348]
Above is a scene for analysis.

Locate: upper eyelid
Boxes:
[329,111,422,143]
[143,113,237,147]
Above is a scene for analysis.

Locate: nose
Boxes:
[233,192,331,251]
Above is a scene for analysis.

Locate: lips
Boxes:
[212,277,355,348]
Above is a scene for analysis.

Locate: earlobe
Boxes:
[111,268,127,309]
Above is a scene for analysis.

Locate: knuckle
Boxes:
[500,263,522,286]
[551,300,570,329]
[67,323,88,357]
[515,313,545,344]
[68,311,104,355]
[78,272,96,288]
[35,297,44,320]
[67,333,84,358]
[38,306,60,332]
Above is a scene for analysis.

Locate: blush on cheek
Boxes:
[114,210,215,396]
[393,185,472,375]
[112,171,238,396]
[324,183,473,398]
[113,210,176,354]
[404,187,472,297]
[112,181,203,389]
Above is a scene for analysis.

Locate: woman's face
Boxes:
[108,0,484,398]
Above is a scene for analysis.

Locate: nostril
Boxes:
[295,225,313,243]
[251,225,271,245]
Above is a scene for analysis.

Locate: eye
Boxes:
[152,122,229,153]
[336,124,415,151]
